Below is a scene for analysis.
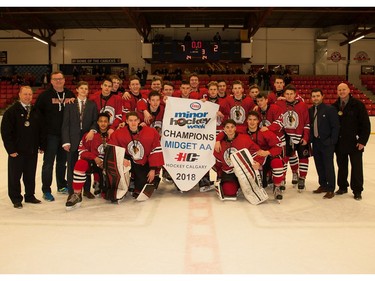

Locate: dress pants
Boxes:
[312,138,336,192]
[8,153,38,204]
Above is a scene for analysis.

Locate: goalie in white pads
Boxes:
[108,112,164,200]
[213,119,266,202]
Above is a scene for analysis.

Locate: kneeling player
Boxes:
[246,111,285,200]
[65,113,110,210]
[213,119,264,200]
[108,112,164,199]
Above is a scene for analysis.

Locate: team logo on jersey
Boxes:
[98,144,105,156]
[100,106,116,125]
[230,106,246,123]
[259,119,271,128]
[151,120,163,135]
[224,147,238,167]
[127,142,145,160]
[282,110,299,129]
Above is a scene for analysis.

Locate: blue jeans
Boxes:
[41,134,67,193]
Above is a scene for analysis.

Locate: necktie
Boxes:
[80,100,85,129]
[25,105,31,114]
[341,101,345,112]
[313,105,318,138]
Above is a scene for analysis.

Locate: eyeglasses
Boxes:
[51,78,65,81]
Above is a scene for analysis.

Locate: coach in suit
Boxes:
[1,86,47,208]
[62,81,98,197]
[309,88,340,199]
[332,83,370,200]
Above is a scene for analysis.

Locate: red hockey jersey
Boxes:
[108,125,164,167]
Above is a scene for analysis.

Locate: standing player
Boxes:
[219,80,255,134]
[90,78,123,136]
[274,84,310,191]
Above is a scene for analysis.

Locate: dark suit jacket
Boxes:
[1,102,47,154]
[309,103,340,146]
[61,99,98,151]
[332,95,371,153]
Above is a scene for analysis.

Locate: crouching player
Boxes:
[65,112,110,210]
[108,112,164,199]
[213,119,264,200]
[246,111,285,200]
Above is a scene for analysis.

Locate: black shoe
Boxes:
[25,197,42,204]
[354,193,362,201]
[335,189,348,195]
[13,202,23,209]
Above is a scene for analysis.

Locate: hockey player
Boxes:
[213,119,264,200]
[90,78,122,136]
[246,111,285,200]
[137,91,165,135]
[219,80,255,134]
[273,84,310,191]
[65,112,111,210]
[108,111,164,198]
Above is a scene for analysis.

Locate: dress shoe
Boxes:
[13,202,23,209]
[335,189,348,195]
[25,197,42,204]
[313,186,327,194]
[323,192,334,199]
[83,191,95,199]
[354,193,362,201]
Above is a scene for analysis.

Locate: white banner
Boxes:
[161,97,219,191]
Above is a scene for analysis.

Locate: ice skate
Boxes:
[273,185,283,203]
[65,193,82,211]
[292,172,298,187]
[297,178,305,193]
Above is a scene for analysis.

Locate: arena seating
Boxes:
[360,75,375,94]
[0,82,20,109]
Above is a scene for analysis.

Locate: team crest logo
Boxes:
[282,111,299,129]
[98,144,105,156]
[100,106,116,124]
[127,142,145,160]
[224,147,238,167]
[259,119,271,128]
[151,120,163,135]
[354,51,370,63]
[230,106,246,123]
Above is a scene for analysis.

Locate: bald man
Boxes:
[332,83,370,200]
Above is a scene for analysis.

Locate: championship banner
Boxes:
[161,97,219,191]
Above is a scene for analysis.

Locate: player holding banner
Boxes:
[108,111,164,199]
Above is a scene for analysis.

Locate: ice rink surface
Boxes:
[1,120,375,279]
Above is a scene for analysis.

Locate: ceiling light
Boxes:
[189,24,205,28]
[349,35,365,44]
[228,24,243,28]
[151,24,166,28]
[170,24,185,28]
[209,24,224,28]
[33,36,48,45]
[316,38,328,42]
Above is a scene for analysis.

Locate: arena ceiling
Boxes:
[1,7,375,46]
